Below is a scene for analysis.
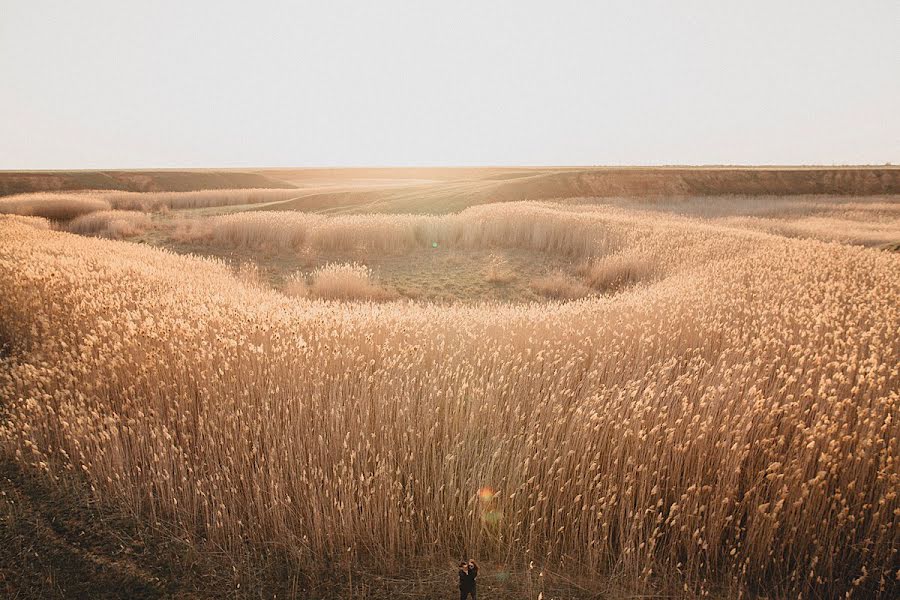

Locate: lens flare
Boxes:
[477,486,495,502]
[482,509,503,524]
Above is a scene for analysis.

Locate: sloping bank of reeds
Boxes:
[0,212,898,598]
[167,197,900,255]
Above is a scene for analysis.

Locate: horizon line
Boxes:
[1,163,898,173]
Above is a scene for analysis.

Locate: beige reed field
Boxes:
[0,183,899,599]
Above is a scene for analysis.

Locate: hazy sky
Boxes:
[1,1,898,168]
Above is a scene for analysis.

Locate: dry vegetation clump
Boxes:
[579,251,657,292]
[67,210,153,239]
[286,263,398,301]
[483,253,517,284]
[1,207,899,599]
[528,271,593,299]
[0,193,110,220]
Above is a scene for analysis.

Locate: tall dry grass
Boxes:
[67,210,153,239]
[284,263,398,301]
[170,203,649,259]
[165,197,900,264]
[0,189,301,219]
[528,271,592,299]
[0,207,898,598]
[716,215,900,247]
[572,194,900,247]
[578,251,657,292]
[585,194,900,221]
[0,193,110,220]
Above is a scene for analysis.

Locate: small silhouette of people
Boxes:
[458,559,478,599]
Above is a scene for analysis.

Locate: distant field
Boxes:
[1,179,899,599]
[245,166,900,213]
[3,167,898,210]
[140,194,898,303]
[3,185,896,303]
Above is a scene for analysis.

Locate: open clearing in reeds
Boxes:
[1,183,898,599]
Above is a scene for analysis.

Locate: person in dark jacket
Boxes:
[458,559,478,599]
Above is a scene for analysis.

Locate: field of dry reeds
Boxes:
[0,193,111,220]
[0,188,302,218]
[1,194,898,598]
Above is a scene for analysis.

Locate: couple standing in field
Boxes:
[457,559,479,599]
